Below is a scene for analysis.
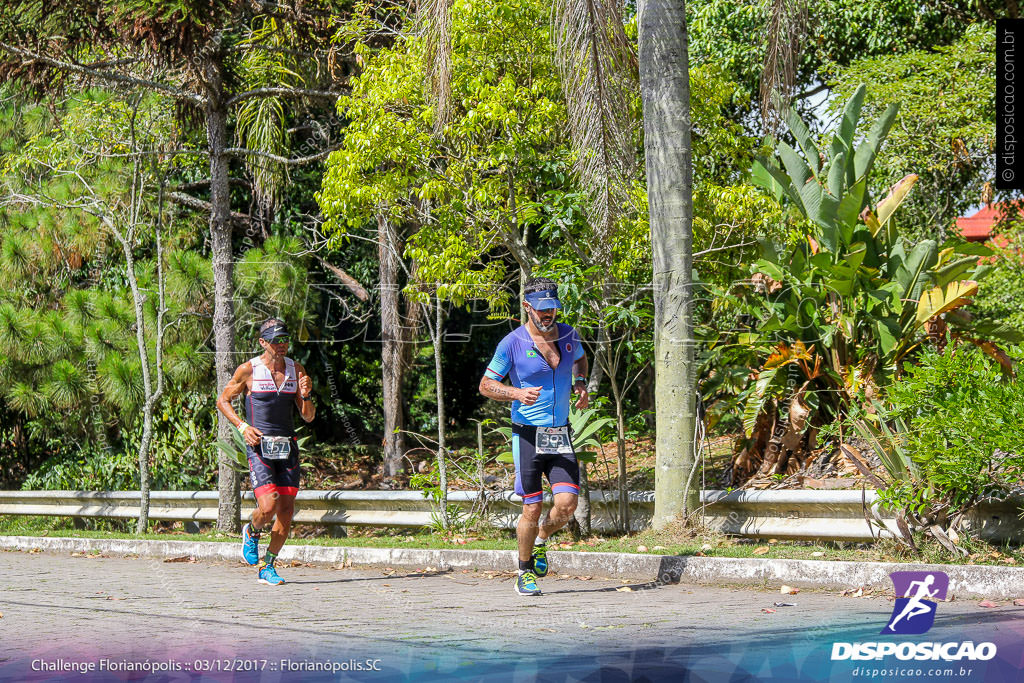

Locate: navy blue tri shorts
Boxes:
[511,423,580,504]
[247,439,300,498]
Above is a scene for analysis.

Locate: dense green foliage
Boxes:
[829,25,996,238]
[0,0,1005,515]
[854,344,1024,553]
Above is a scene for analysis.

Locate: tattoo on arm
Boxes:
[481,378,517,402]
[494,385,516,399]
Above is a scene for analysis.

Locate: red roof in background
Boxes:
[955,203,1024,242]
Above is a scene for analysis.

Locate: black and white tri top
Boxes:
[245,356,298,437]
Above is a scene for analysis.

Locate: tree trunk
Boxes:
[433,298,449,528]
[572,371,604,537]
[611,374,629,533]
[379,213,408,476]
[639,0,698,528]
[208,99,241,533]
[116,228,153,534]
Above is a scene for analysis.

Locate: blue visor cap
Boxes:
[525,289,562,310]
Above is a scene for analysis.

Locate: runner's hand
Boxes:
[573,382,589,410]
[518,386,541,405]
[243,424,263,447]
[298,375,312,397]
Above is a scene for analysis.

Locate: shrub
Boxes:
[863,343,1024,554]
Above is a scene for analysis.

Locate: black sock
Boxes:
[518,559,533,572]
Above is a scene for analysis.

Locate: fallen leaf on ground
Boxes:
[780,585,799,595]
[653,546,667,551]
[1013,599,1024,607]
[0,612,4,618]
[773,602,797,607]
[164,556,195,563]
[637,545,648,552]
[811,552,824,557]
[761,608,776,614]
[753,546,770,555]
[843,588,864,598]
[578,576,592,581]
[978,600,1000,608]
[694,552,705,557]
[381,584,390,587]
[701,543,712,551]
[616,586,634,592]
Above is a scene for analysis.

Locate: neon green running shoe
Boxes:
[515,570,541,596]
[531,544,549,577]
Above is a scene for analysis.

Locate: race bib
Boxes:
[536,426,573,455]
[261,435,292,460]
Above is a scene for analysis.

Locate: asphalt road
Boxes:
[2,549,1022,682]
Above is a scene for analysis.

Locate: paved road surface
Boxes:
[2,549,1021,681]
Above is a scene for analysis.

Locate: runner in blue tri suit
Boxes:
[479,277,589,596]
[216,318,316,586]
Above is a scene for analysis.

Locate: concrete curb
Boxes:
[3,535,1024,599]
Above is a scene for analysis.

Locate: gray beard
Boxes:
[530,311,556,332]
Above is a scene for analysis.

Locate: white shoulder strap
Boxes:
[249,356,269,380]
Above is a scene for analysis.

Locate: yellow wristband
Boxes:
[237,422,249,435]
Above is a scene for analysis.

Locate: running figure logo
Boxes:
[883,571,949,635]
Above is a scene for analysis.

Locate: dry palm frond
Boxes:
[419,0,453,135]
[553,0,638,265]
[760,0,810,136]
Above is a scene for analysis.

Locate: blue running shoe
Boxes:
[258,561,285,586]
[241,523,260,565]
[532,544,548,577]
[514,570,541,596]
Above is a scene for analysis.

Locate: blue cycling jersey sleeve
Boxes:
[484,334,513,381]
[572,328,584,362]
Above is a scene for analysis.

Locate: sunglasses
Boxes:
[266,335,291,344]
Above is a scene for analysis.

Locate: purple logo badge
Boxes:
[883,571,949,635]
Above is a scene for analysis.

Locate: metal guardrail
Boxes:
[0,489,651,532]
[0,489,1020,542]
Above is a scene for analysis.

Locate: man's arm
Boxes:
[216,362,262,446]
[480,376,541,405]
[480,376,533,403]
[293,362,316,422]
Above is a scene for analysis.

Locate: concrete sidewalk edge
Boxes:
[2,535,1023,599]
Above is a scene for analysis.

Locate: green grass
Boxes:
[1,515,1021,567]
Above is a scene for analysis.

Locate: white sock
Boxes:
[535,537,547,546]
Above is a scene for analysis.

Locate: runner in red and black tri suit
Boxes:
[216,318,315,586]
